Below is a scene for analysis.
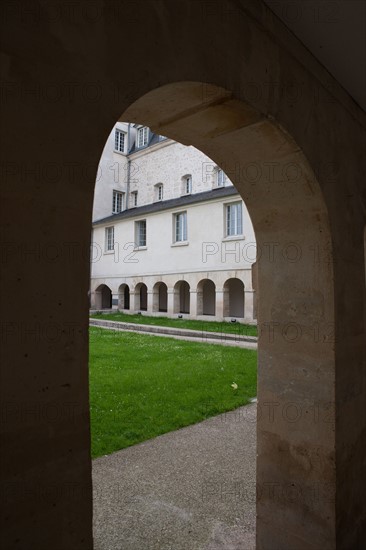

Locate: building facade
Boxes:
[90,123,257,323]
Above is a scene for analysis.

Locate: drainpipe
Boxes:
[125,123,131,210]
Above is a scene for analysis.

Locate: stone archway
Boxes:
[118,283,130,310]
[117,79,346,548]
[153,282,168,313]
[223,278,245,318]
[196,278,216,316]
[2,3,365,549]
[134,283,148,312]
[95,284,112,310]
[173,280,190,314]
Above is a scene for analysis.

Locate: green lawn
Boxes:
[89,327,257,458]
[90,311,257,337]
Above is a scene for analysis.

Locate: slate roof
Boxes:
[93,185,240,226]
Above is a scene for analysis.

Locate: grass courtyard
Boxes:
[90,311,258,337]
[89,327,257,458]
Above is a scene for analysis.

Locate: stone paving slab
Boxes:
[93,403,256,550]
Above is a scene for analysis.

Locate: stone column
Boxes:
[215,289,224,320]
[94,290,102,310]
[190,290,198,318]
[130,291,137,313]
[146,291,154,314]
[244,290,254,321]
[167,289,174,315]
[112,292,119,310]
[89,291,96,309]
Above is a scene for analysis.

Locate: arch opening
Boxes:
[197,279,216,316]
[134,282,148,311]
[153,282,168,312]
[173,280,190,314]
[89,80,336,549]
[118,283,130,310]
[118,81,336,549]
[223,278,245,318]
[94,284,112,310]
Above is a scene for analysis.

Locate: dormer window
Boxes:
[155,183,163,201]
[131,191,138,207]
[114,129,126,153]
[112,190,124,213]
[137,126,149,148]
[182,175,192,195]
[216,168,226,187]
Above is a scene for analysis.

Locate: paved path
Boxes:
[90,318,257,350]
[93,403,256,550]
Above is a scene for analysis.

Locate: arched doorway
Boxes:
[173,280,190,314]
[118,284,130,310]
[134,283,148,312]
[197,279,216,316]
[153,282,168,312]
[223,278,245,318]
[95,284,112,310]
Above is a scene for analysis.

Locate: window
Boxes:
[105,226,114,251]
[137,126,148,148]
[216,168,226,187]
[114,129,126,153]
[112,190,124,213]
[174,211,187,242]
[183,175,192,194]
[155,183,163,201]
[135,220,146,247]
[131,191,138,207]
[226,203,243,236]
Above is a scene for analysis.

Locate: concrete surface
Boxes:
[93,403,256,550]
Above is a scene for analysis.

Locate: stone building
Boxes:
[90,123,257,322]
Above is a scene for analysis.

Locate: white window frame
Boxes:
[114,129,126,153]
[174,211,187,243]
[226,202,243,237]
[135,220,147,248]
[105,226,114,251]
[137,126,149,148]
[155,183,163,201]
[183,175,192,194]
[131,191,138,207]
[112,190,124,213]
[216,168,226,187]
